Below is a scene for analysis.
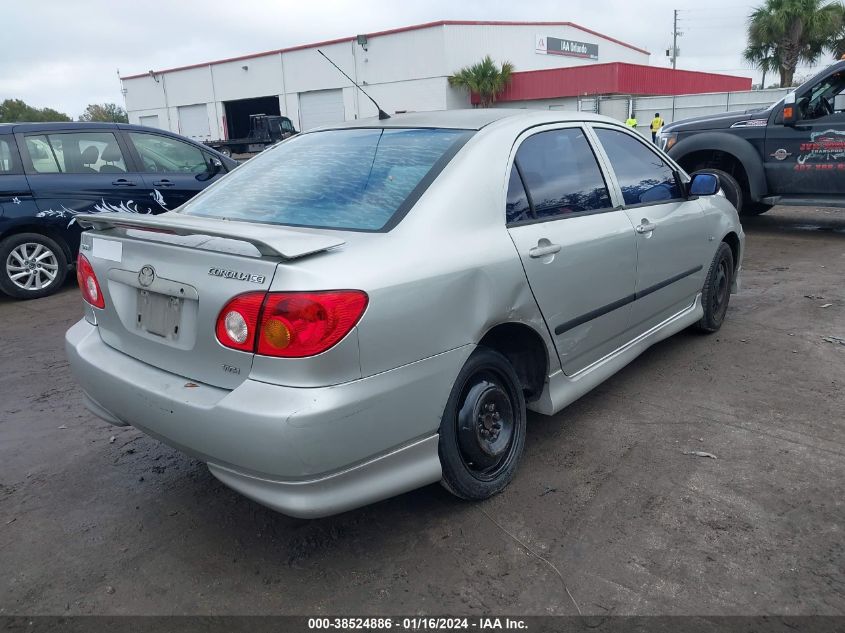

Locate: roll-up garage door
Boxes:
[299,89,345,131]
[138,114,161,129]
[177,104,211,140]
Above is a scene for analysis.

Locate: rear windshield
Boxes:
[180,127,471,231]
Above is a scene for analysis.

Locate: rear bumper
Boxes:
[65,320,471,517]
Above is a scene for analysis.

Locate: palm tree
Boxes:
[448,56,514,108]
[743,42,781,88]
[745,0,843,87]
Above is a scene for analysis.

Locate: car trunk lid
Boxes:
[76,212,345,389]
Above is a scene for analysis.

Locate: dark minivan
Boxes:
[0,122,237,299]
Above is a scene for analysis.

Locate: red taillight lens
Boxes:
[215,292,265,352]
[258,291,368,358]
[215,290,368,357]
[76,253,105,309]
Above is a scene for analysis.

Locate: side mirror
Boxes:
[783,91,799,127]
[689,172,720,197]
[196,157,223,181]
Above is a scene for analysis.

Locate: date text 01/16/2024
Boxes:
[307,617,528,630]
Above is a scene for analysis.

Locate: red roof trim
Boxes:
[120,20,649,80]
[472,62,752,103]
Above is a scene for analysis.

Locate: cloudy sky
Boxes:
[1,0,835,117]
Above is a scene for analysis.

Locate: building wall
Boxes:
[122,22,652,139]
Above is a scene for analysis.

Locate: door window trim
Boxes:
[505,122,620,228]
[586,123,689,209]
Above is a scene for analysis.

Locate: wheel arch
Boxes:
[721,230,741,273]
[0,223,74,264]
[477,322,549,403]
[669,133,767,203]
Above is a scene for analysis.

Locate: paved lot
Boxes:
[0,206,843,616]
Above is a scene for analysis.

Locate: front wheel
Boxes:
[438,347,527,500]
[218,147,232,158]
[0,233,68,300]
[696,242,734,333]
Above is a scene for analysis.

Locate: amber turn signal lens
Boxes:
[262,317,292,349]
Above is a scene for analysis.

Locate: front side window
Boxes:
[595,128,683,206]
[801,70,845,119]
[512,128,612,221]
[25,132,126,174]
[181,127,470,231]
[281,118,295,133]
[129,132,208,174]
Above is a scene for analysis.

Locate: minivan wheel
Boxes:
[696,242,734,333]
[0,233,68,300]
[439,346,527,500]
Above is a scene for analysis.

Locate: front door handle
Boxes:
[528,242,562,258]
[112,179,136,187]
[636,220,657,234]
[152,179,175,187]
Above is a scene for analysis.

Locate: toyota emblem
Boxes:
[138,265,156,287]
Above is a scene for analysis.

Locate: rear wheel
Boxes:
[438,347,527,500]
[219,147,233,158]
[696,242,734,333]
[0,233,68,300]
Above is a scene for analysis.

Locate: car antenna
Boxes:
[317,49,390,120]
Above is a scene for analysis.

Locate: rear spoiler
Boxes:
[75,212,345,260]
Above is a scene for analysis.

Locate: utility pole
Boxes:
[671,9,680,69]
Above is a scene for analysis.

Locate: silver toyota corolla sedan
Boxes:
[65,109,744,518]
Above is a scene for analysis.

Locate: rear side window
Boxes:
[129,132,209,174]
[0,137,19,174]
[24,132,127,174]
[181,128,471,231]
[594,128,683,206]
[513,128,612,221]
[506,165,531,224]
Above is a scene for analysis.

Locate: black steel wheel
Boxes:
[439,346,526,500]
[696,241,734,333]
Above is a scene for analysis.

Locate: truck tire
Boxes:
[695,169,742,213]
[219,147,232,158]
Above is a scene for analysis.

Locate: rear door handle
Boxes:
[528,243,562,258]
[152,179,175,187]
[112,179,136,187]
[636,221,657,234]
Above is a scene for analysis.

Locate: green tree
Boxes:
[448,55,514,108]
[78,103,128,123]
[743,42,781,89]
[0,99,71,123]
[745,0,843,87]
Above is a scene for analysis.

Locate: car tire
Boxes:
[438,346,527,501]
[695,242,734,334]
[0,233,69,300]
[695,169,743,213]
[741,201,773,216]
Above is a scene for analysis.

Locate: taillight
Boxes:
[76,253,105,309]
[258,291,368,357]
[214,290,368,358]
[215,292,265,352]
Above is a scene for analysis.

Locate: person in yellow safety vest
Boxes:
[650,112,665,143]
[625,115,638,129]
